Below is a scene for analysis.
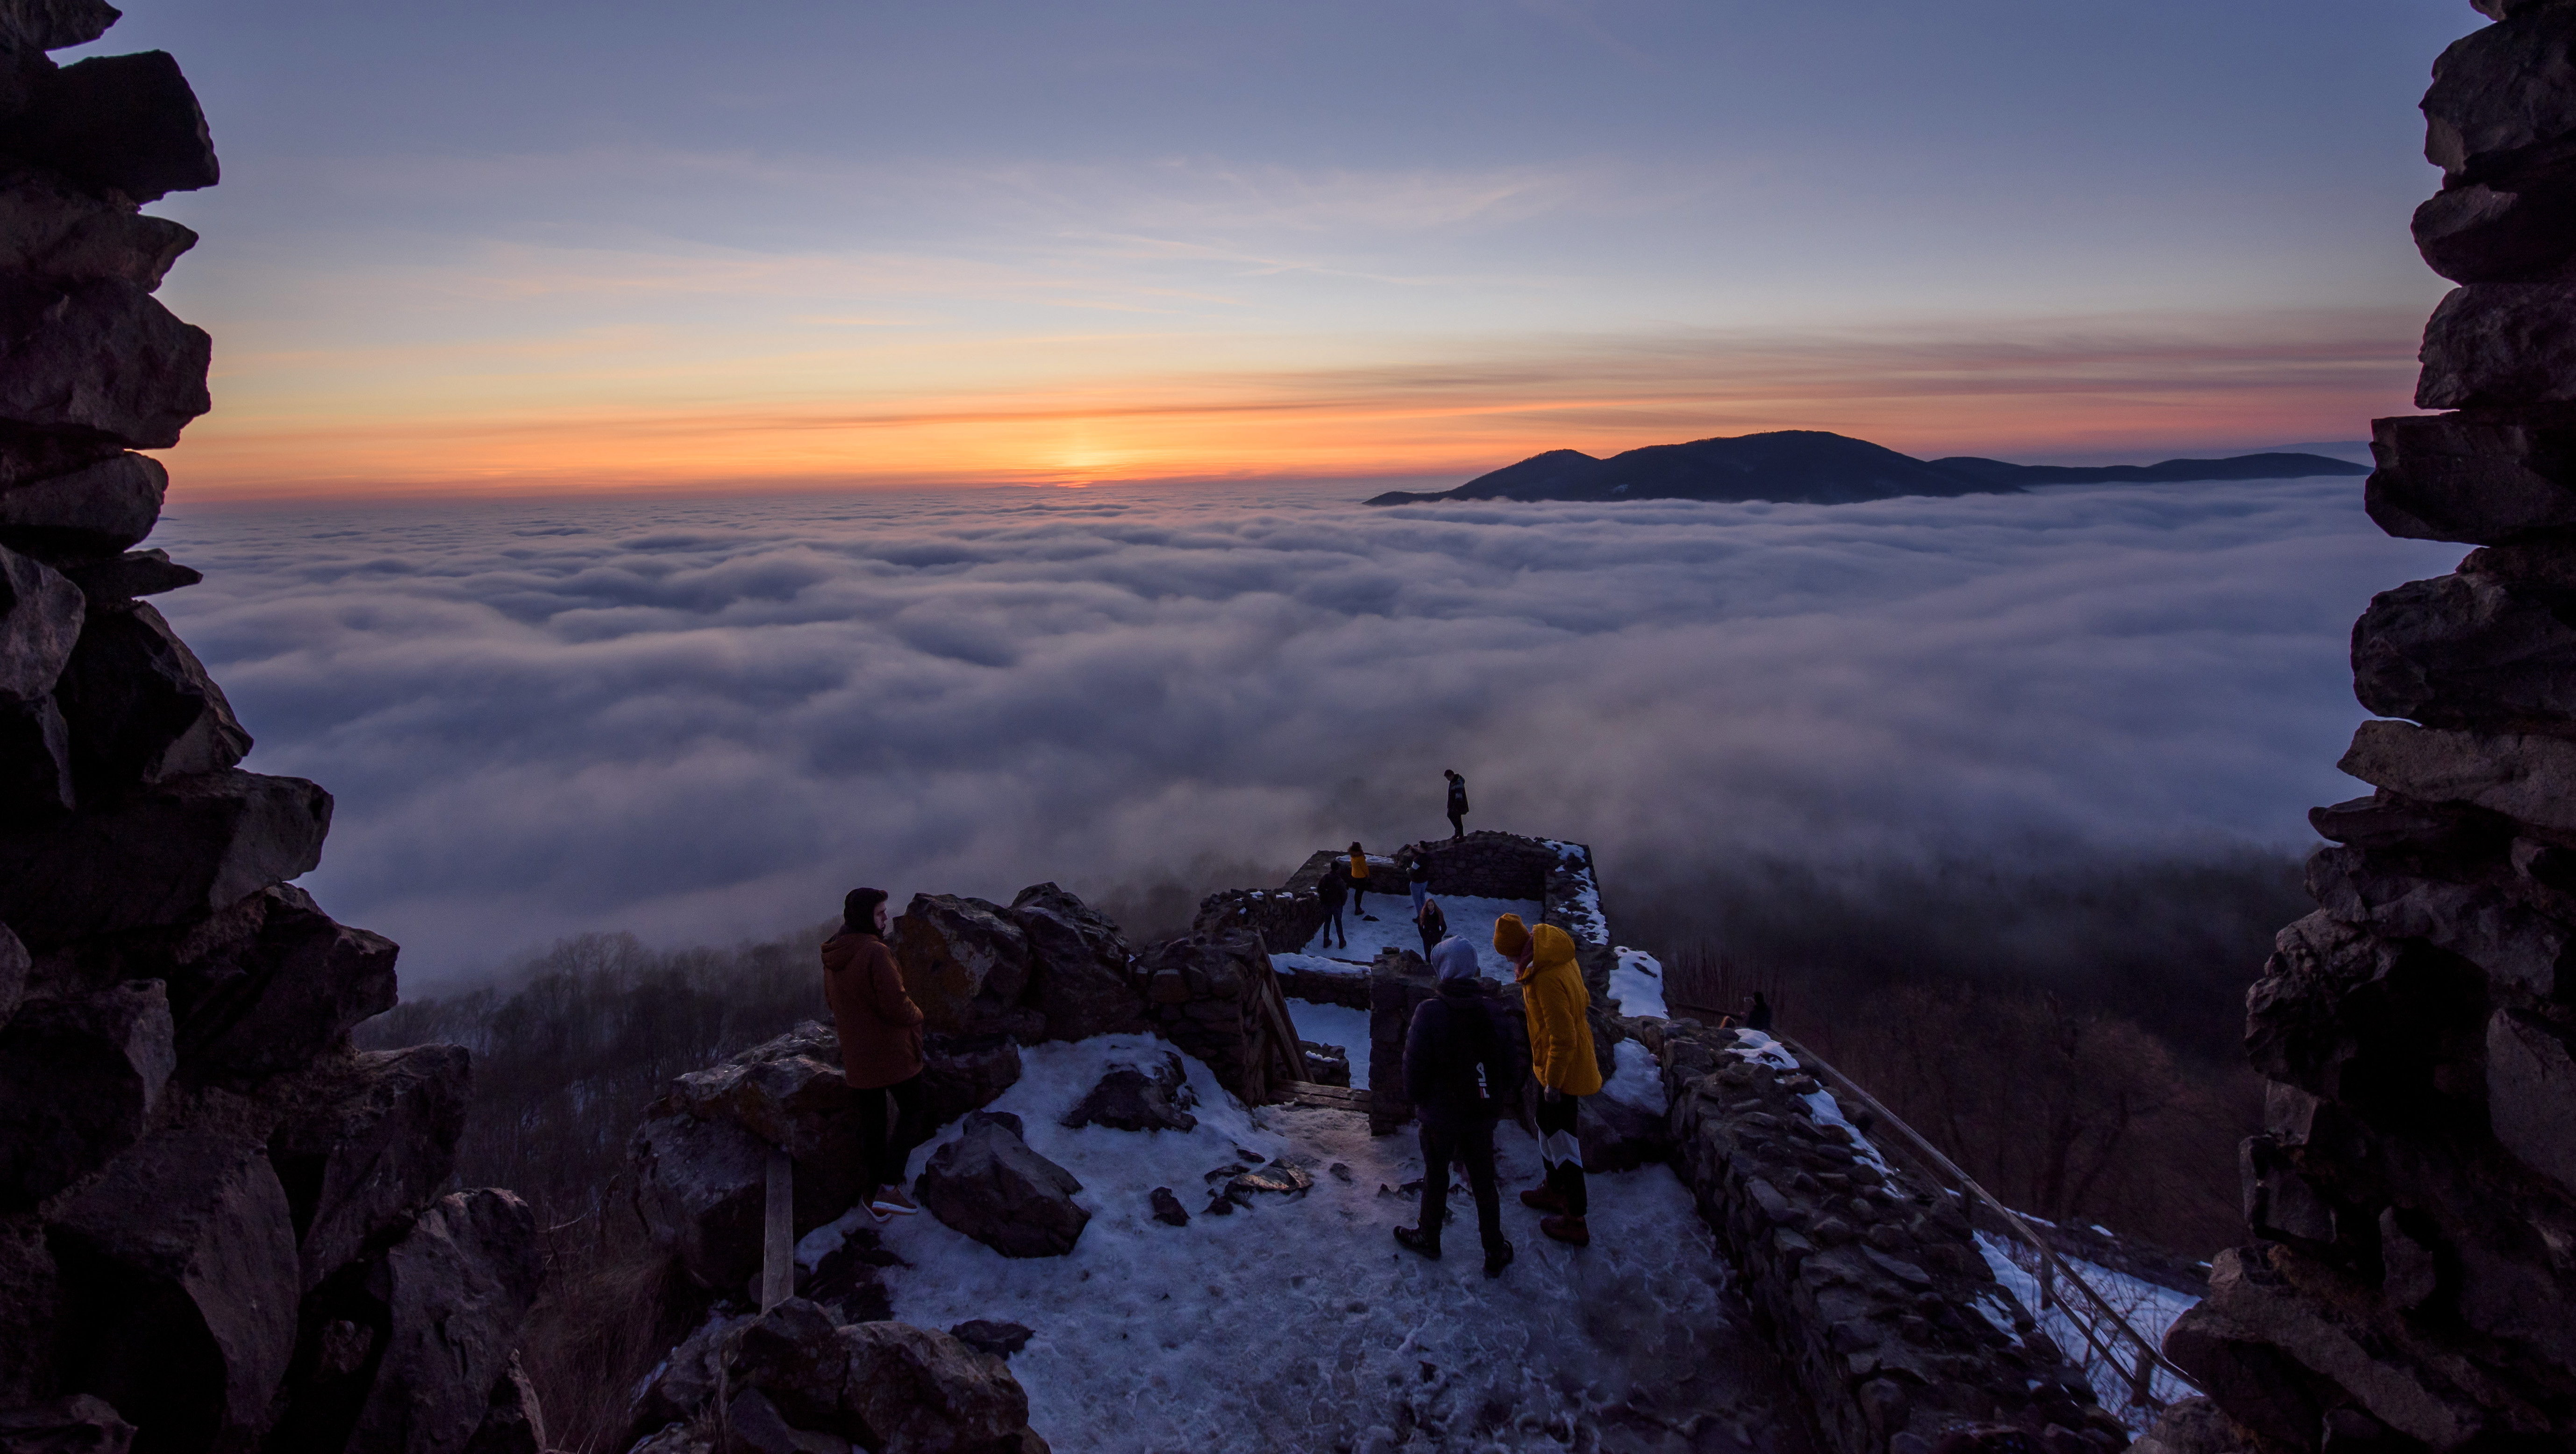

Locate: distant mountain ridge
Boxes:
[1363,430,2368,506]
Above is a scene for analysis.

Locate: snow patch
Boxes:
[1304,893,1538,978]
[1973,1232,2201,1429]
[1286,1000,1372,1085]
[1609,947,1666,1017]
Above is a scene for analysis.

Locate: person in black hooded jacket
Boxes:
[1394,938,1520,1275]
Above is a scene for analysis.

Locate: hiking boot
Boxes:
[1483,1241,1515,1278]
[1519,1184,1568,1214]
[1540,1215,1590,1247]
[1393,1225,1441,1261]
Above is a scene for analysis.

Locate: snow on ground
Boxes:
[813,1036,1811,1454]
[1972,1234,2200,1429]
[1303,895,1541,977]
[1610,949,1666,1018]
[1288,1000,1373,1085]
[1598,1042,1669,1116]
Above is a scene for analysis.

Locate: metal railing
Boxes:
[1753,1030,2202,1409]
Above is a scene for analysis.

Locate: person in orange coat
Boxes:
[1347,842,1375,920]
[1495,913,1601,1246]
[823,887,927,1219]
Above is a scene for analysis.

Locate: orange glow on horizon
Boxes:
[157,315,2424,502]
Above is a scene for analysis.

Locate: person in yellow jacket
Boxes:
[1346,842,1375,920]
[1494,913,1601,1246]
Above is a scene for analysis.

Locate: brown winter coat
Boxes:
[822,931,924,1089]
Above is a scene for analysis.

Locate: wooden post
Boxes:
[760,1148,793,1312]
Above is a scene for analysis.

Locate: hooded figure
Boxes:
[1495,913,1599,1246]
[1393,935,1520,1275]
[1444,769,1470,840]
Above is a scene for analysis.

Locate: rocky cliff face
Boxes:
[0,5,538,1451]
[2154,3,2576,1449]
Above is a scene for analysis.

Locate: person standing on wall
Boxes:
[1314,857,1349,949]
[1746,991,1773,1033]
[1495,912,1601,1247]
[1444,769,1470,840]
[823,888,927,1221]
[1348,841,1375,921]
[1394,935,1520,1276]
[1416,895,1448,960]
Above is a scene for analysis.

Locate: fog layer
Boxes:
[150,477,2460,986]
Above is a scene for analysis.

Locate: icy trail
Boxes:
[808,1036,1813,1454]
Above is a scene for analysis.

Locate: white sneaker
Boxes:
[871,1188,921,1217]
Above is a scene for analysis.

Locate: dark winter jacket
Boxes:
[1315,867,1347,910]
[1447,777,1470,815]
[1403,981,1520,1124]
[1417,899,1448,943]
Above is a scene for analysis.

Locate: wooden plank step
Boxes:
[1272,1081,1371,1111]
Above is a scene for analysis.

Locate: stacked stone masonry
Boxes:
[0,6,544,1451]
[1654,1020,2127,1454]
[2148,5,2576,1450]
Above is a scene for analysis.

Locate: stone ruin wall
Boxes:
[2146,2,2576,1452]
[1653,1020,2130,1454]
[0,5,546,1453]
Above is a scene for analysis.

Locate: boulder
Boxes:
[917,1031,1022,1133]
[164,885,400,1082]
[2367,405,2576,544]
[944,1321,1031,1360]
[0,275,209,448]
[0,51,216,202]
[0,2,120,51]
[48,1127,299,1454]
[2352,571,2576,733]
[671,1031,865,1164]
[725,1386,849,1454]
[2423,5,2576,180]
[0,453,166,559]
[1148,1187,1188,1226]
[460,1356,545,1454]
[0,920,24,1028]
[343,1189,544,1454]
[1299,1039,1349,1086]
[0,1214,57,1405]
[799,1233,894,1325]
[666,1029,869,1221]
[2338,718,2576,838]
[2413,171,2576,284]
[0,769,331,950]
[0,980,171,1208]
[2486,1008,2576,1196]
[732,1299,1042,1454]
[54,600,247,792]
[1006,882,1144,1040]
[892,895,1041,1042]
[55,550,195,607]
[2417,282,2576,410]
[630,1109,768,1291]
[625,1310,751,1442]
[2303,844,2571,997]
[0,159,196,288]
[1058,1050,1197,1132]
[0,541,79,812]
[265,1044,470,1292]
[0,1396,133,1454]
[915,1111,1088,1258]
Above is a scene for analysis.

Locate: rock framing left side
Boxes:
[0,6,544,1452]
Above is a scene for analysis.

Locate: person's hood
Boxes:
[1514,923,1578,983]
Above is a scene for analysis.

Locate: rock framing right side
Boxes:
[2152,3,2576,1450]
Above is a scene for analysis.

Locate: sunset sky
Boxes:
[80,0,2467,499]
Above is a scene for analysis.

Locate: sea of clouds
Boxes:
[150,476,2462,988]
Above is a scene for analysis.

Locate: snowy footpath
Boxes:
[806,1035,1813,1454]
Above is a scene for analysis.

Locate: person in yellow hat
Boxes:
[1493,912,1601,1246]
